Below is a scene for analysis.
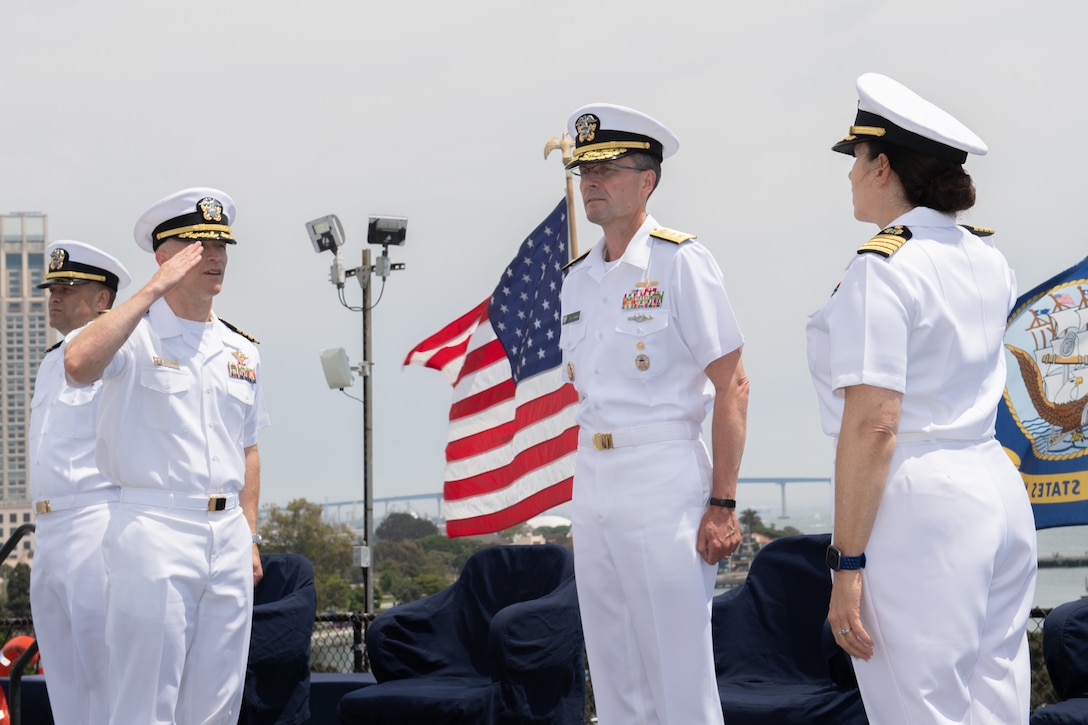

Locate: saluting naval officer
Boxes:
[559,103,749,724]
[807,74,1037,723]
[65,188,270,725]
[29,240,130,724]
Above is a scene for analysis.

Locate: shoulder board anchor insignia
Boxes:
[857,225,912,258]
[650,227,697,244]
[220,319,260,344]
[960,224,995,237]
[563,247,593,270]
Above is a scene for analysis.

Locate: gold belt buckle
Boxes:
[35,501,52,514]
[593,433,614,450]
[208,495,227,512]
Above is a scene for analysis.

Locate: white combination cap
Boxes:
[832,73,987,164]
[133,187,237,252]
[565,103,679,169]
[39,240,131,292]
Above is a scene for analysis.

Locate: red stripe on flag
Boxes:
[444,424,579,500]
[402,300,488,376]
[446,385,577,460]
[448,378,516,423]
[443,479,574,537]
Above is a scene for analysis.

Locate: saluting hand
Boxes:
[148,241,204,297]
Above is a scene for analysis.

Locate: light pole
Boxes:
[307,214,406,615]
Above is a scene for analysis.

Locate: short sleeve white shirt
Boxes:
[29,340,113,499]
[806,206,1016,439]
[94,298,270,493]
[560,215,744,432]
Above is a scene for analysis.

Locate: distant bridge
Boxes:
[289,477,832,526]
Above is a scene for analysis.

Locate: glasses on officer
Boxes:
[570,162,648,179]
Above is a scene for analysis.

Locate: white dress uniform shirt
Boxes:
[561,215,743,431]
[807,206,1016,441]
[806,205,1037,724]
[30,341,113,499]
[94,297,269,492]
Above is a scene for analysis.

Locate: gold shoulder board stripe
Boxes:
[857,225,912,258]
[961,224,995,237]
[563,248,592,270]
[650,227,697,244]
[44,341,62,354]
[220,318,260,344]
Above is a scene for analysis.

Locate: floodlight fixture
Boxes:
[307,214,346,254]
[367,216,407,246]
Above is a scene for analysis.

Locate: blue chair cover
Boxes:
[713,533,868,724]
[337,544,584,724]
[240,553,318,725]
[1031,597,1088,724]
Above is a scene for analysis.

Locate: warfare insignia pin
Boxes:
[232,350,249,365]
[198,197,224,222]
[575,113,599,143]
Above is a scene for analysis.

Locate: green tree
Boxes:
[261,499,360,611]
[739,508,763,531]
[376,512,439,542]
[4,563,31,618]
[373,538,487,605]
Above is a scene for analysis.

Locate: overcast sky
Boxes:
[5,1,1086,518]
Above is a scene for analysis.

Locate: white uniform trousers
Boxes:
[572,437,724,725]
[29,502,112,724]
[104,500,253,725]
[848,439,1037,724]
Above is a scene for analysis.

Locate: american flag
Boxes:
[404,198,579,537]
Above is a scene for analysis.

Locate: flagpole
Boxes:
[544,132,579,260]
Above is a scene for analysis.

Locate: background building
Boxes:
[0,212,52,566]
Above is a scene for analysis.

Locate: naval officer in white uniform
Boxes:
[807,73,1037,723]
[559,103,749,724]
[30,241,130,724]
[65,188,269,725]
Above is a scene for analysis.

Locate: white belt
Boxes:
[34,488,120,515]
[118,489,239,512]
[580,421,701,451]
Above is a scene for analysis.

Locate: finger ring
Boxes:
[839,628,851,636]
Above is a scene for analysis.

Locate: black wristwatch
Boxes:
[826,544,866,571]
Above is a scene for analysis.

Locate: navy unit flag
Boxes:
[997,254,1088,529]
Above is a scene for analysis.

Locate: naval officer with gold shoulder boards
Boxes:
[559,103,748,724]
[806,74,1037,723]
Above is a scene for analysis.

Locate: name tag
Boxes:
[153,357,180,369]
[562,311,581,325]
